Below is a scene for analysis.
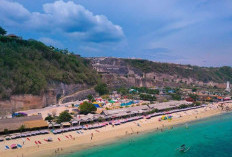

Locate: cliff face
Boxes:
[89,57,227,88]
[0,82,91,116]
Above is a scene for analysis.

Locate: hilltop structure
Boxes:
[225,81,231,92]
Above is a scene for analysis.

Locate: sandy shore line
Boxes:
[1,103,231,157]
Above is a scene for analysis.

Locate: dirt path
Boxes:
[58,88,94,104]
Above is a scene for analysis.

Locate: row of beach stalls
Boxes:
[51,104,205,134]
[51,122,109,134]
[0,130,49,141]
[51,116,146,135]
[68,101,200,126]
[101,100,193,119]
[28,101,203,136]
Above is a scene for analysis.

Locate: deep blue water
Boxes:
[61,113,232,157]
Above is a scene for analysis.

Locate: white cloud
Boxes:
[0,0,124,43]
[0,0,30,26]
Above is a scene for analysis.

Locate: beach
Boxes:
[1,102,231,157]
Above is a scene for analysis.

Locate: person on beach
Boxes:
[91,133,93,140]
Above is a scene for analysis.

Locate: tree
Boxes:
[94,83,109,95]
[57,111,72,123]
[3,129,9,134]
[192,88,197,92]
[79,101,97,115]
[45,115,54,122]
[87,94,94,102]
[139,94,156,101]
[189,94,198,101]
[19,125,25,132]
[171,94,181,100]
[0,26,6,36]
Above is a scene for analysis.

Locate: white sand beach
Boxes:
[1,102,231,157]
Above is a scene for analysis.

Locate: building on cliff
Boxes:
[225,81,231,92]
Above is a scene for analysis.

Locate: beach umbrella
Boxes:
[10,144,17,149]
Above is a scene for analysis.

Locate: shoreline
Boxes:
[1,103,231,157]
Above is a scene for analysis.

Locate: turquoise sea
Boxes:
[61,113,232,157]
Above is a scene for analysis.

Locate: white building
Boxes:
[225,81,231,92]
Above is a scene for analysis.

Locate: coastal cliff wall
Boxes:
[89,57,226,88]
[0,82,92,116]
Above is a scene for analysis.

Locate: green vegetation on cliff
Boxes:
[124,59,232,83]
[0,36,99,99]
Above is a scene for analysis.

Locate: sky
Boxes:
[1,0,232,67]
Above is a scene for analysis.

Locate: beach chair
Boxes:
[5,145,10,150]
[17,144,22,148]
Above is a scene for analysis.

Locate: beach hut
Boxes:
[71,120,78,126]
[54,123,61,128]
[5,136,11,140]
[11,135,17,139]
[61,122,71,128]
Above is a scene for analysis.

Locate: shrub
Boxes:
[94,83,109,95]
[57,111,72,123]
[79,101,97,115]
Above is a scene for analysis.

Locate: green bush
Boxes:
[140,94,156,101]
[57,111,72,123]
[45,115,54,122]
[94,83,109,95]
[79,101,97,115]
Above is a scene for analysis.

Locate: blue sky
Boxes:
[1,0,232,67]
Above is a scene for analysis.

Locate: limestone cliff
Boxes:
[88,57,228,89]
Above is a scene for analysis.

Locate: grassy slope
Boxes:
[0,36,99,99]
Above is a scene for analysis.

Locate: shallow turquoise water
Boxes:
[62,113,232,157]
